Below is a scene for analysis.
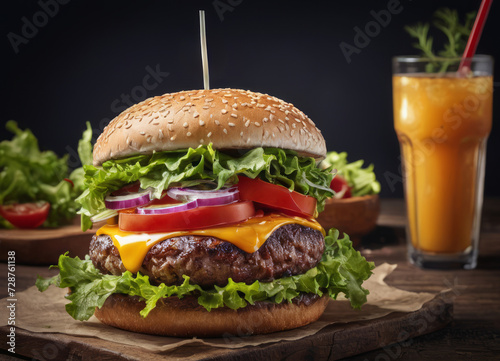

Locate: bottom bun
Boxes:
[94,293,330,337]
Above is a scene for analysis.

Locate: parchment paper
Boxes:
[1,263,436,351]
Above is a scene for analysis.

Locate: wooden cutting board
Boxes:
[1,294,452,361]
[0,222,94,265]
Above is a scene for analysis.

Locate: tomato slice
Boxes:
[119,200,255,233]
[236,176,317,218]
[0,202,50,229]
[330,175,352,199]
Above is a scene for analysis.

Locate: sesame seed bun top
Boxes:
[93,88,327,166]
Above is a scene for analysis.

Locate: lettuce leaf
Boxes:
[36,228,374,321]
[321,151,381,197]
[0,121,92,227]
[76,145,334,231]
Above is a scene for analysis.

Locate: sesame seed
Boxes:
[207,132,212,138]
[199,120,205,126]
[292,123,296,128]
[291,130,295,136]
[244,119,250,127]
[240,131,244,137]
[203,105,210,109]
[193,112,199,118]
[221,109,228,114]
[223,94,232,97]
[223,128,228,134]
[179,96,185,100]
[199,139,204,143]
[205,98,214,102]
[183,122,189,128]
[232,103,238,109]
[295,118,301,123]
[170,135,176,141]
[140,131,146,135]
[222,99,228,104]
[254,122,261,127]
[186,132,192,137]
[158,129,164,139]
[263,117,268,123]
[186,102,192,107]
[230,113,237,118]
[228,122,235,127]
[270,114,275,121]
[215,120,220,125]
[278,119,284,124]
[285,117,289,121]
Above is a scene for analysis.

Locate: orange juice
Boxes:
[393,74,492,254]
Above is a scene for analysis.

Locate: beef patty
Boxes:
[89,224,325,288]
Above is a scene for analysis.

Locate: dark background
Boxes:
[1,0,499,198]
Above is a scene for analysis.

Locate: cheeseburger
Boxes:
[37,88,373,337]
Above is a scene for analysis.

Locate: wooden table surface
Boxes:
[1,198,499,361]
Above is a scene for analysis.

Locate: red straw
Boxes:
[458,0,493,73]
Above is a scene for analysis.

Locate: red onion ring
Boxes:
[105,188,152,210]
[138,187,239,215]
[167,186,238,202]
[137,200,198,215]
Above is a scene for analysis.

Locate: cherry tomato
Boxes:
[236,176,317,218]
[119,200,255,233]
[0,202,50,229]
[330,175,352,199]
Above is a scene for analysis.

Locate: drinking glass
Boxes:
[392,55,493,269]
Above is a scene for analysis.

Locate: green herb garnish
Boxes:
[404,8,476,72]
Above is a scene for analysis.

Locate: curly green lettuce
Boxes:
[77,145,334,231]
[0,121,92,228]
[36,228,374,320]
[321,151,381,197]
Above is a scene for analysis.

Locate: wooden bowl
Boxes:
[317,195,380,247]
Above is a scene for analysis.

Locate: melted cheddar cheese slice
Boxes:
[96,214,324,273]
